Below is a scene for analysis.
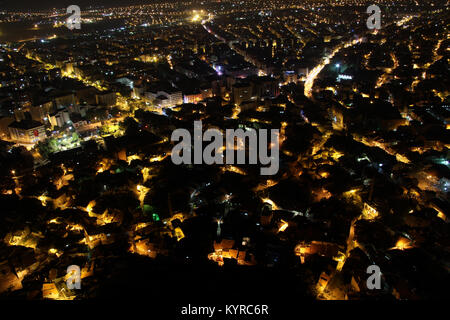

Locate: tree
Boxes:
[71,132,79,143]
[9,147,34,172]
[36,138,59,158]
[120,117,140,136]
[48,138,59,152]
[36,141,51,158]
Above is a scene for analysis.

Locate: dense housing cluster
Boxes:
[0,0,448,300]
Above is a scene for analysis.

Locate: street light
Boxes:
[335,63,340,74]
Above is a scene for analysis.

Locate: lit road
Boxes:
[304,15,419,99]
[304,38,363,98]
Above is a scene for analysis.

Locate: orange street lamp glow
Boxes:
[278,220,288,232]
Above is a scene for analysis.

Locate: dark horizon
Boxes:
[0,0,185,11]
